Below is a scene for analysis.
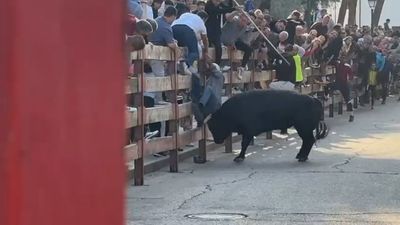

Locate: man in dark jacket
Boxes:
[272,44,296,87]
[324,28,343,64]
[205,0,235,65]
[286,10,305,45]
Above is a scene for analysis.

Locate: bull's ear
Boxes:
[204,114,212,123]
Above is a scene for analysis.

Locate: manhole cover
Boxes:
[185,213,248,220]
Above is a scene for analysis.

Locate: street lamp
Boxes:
[368,0,377,34]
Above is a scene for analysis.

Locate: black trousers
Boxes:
[144,96,161,137]
[368,85,376,107]
[235,40,252,68]
[208,33,222,65]
[326,81,353,112]
[381,81,389,102]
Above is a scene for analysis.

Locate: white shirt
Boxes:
[172,13,207,41]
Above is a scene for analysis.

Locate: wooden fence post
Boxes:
[224,47,234,153]
[196,59,208,163]
[134,50,146,186]
[169,54,179,173]
[338,100,343,115]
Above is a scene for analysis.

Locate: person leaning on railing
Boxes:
[205,0,235,65]
[191,61,225,126]
[148,6,179,104]
[220,9,250,80]
[172,4,209,75]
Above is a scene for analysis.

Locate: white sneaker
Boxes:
[181,63,192,75]
[126,106,137,112]
[222,65,231,72]
[237,67,244,80]
[188,66,198,74]
[155,101,170,105]
[145,130,159,140]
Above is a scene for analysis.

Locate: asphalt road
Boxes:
[126,98,400,225]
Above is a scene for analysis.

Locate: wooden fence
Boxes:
[126,45,340,185]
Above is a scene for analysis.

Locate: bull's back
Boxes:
[220,90,315,134]
[222,90,310,116]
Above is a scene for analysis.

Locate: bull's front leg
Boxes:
[234,135,254,162]
[296,131,315,162]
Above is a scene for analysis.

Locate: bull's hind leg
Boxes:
[234,135,254,162]
[295,129,315,162]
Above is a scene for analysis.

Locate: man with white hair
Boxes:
[277,31,305,56]
[294,25,306,46]
[278,31,289,53]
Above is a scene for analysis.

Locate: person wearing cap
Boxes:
[270,19,286,34]
[384,19,391,32]
[128,0,144,19]
[286,10,305,45]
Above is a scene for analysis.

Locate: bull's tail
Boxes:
[312,98,329,141]
[315,121,329,140]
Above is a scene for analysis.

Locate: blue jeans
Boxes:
[172,25,199,67]
[191,75,221,125]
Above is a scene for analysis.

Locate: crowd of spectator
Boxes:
[126,0,400,155]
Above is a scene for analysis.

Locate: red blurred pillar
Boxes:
[0,0,126,225]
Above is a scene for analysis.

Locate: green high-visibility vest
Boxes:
[293,54,303,82]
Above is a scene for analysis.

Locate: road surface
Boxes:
[127,98,400,225]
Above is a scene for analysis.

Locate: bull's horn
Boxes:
[203,115,212,123]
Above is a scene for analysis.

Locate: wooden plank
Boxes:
[130,45,248,61]
[177,128,203,148]
[126,77,139,94]
[207,47,245,61]
[254,71,273,82]
[126,102,192,128]
[125,75,191,94]
[144,136,175,156]
[128,71,273,94]
[126,110,138,128]
[131,45,176,61]
[125,144,139,161]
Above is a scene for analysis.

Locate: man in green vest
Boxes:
[293,46,304,85]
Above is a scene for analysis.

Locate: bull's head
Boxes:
[206,111,232,144]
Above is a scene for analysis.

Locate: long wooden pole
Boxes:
[232,0,290,65]
[359,0,362,26]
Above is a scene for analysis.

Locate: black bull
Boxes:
[207,90,324,162]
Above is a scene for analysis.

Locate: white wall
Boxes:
[329,0,400,26]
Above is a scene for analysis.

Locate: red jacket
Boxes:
[336,62,353,83]
[126,14,137,36]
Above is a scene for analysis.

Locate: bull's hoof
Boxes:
[298,157,309,162]
[296,154,308,162]
[234,157,245,163]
